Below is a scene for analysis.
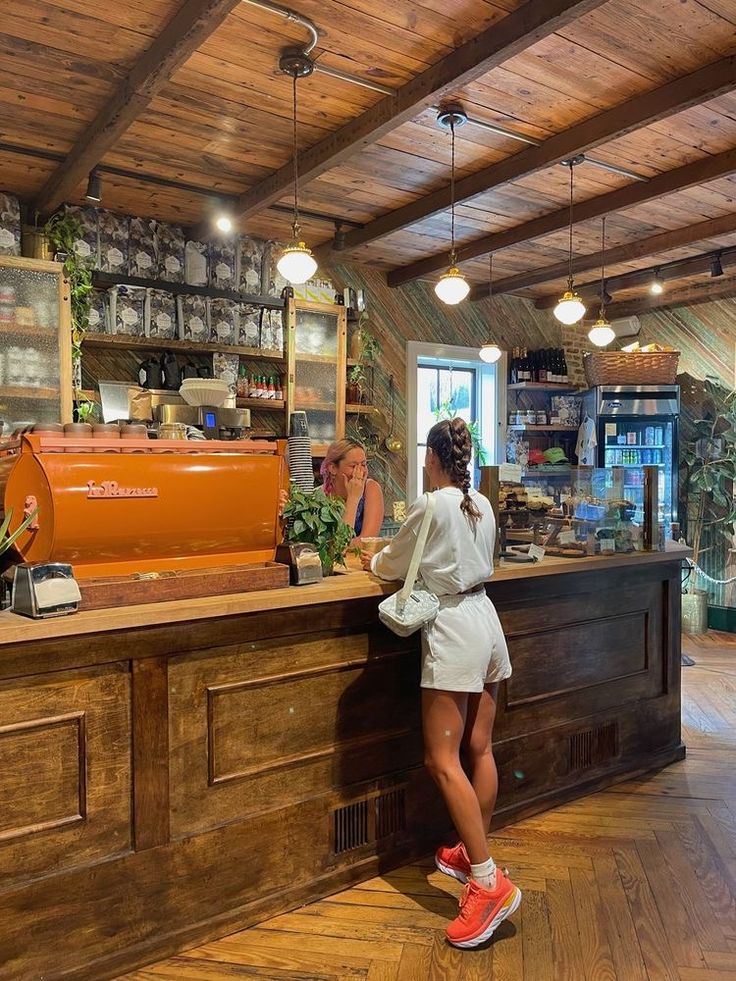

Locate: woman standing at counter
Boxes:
[362,419,521,949]
[320,438,384,543]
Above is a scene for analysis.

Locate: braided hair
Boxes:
[426,418,482,524]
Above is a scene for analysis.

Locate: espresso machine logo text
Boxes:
[87,480,159,499]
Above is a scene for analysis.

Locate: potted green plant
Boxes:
[43,211,93,390]
[282,485,355,576]
[682,378,736,633]
[0,505,39,559]
[347,315,380,404]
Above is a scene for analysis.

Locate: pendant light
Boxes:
[554,156,586,325]
[588,216,616,347]
[479,253,502,363]
[277,51,318,285]
[435,108,470,306]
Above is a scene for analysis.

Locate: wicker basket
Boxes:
[583,351,680,386]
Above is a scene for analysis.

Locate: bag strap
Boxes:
[398,492,435,604]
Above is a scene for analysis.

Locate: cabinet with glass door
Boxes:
[286,298,347,446]
[0,256,73,433]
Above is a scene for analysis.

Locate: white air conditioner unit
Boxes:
[610,315,641,339]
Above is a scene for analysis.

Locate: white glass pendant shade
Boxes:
[276,241,318,285]
[479,342,502,363]
[553,289,586,325]
[650,278,664,295]
[216,215,233,233]
[435,266,470,305]
[588,318,616,347]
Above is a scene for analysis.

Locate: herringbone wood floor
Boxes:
[120,631,736,981]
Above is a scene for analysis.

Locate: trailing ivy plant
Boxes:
[282,485,355,573]
[349,314,381,390]
[43,211,93,375]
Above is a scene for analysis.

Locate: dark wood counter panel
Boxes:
[0,549,686,980]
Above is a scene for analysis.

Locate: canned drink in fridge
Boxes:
[655,426,664,445]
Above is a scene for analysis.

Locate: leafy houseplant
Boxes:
[282,485,355,575]
[0,506,39,558]
[347,315,381,404]
[682,378,736,622]
[43,211,93,387]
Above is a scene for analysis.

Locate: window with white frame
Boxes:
[406,341,505,503]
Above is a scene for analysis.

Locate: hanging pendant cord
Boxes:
[567,162,574,291]
[292,73,300,236]
[450,119,456,264]
[599,216,606,318]
[488,252,493,343]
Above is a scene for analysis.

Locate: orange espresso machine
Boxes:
[0,433,289,579]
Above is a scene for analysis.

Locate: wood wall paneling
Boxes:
[169,629,421,839]
[0,663,131,892]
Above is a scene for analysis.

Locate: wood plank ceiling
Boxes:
[2,0,736,314]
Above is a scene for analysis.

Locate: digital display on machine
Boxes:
[204,411,216,428]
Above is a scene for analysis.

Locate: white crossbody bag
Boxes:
[378,492,439,637]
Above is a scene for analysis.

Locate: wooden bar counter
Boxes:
[0,547,686,980]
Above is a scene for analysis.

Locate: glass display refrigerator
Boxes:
[581,384,679,533]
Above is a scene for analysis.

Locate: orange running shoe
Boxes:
[445,871,522,949]
[435,842,471,884]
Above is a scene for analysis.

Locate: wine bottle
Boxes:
[537,349,546,383]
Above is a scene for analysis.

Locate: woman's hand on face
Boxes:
[360,549,373,571]
[346,464,367,502]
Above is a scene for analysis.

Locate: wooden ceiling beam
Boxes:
[330,54,736,259]
[31,0,243,218]
[603,279,736,320]
[210,0,608,235]
[469,211,736,299]
[533,245,736,309]
[388,146,736,287]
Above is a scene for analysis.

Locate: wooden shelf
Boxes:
[236,398,285,412]
[346,403,379,414]
[295,352,339,364]
[92,272,284,309]
[295,401,334,412]
[82,333,286,362]
[0,385,59,400]
[508,425,578,432]
[508,382,578,391]
[0,323,55,339]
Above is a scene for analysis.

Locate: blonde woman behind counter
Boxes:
[320,439,384,543]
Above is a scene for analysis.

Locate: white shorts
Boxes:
[420,590,512,693]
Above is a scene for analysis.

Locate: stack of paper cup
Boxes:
[287,412,314,491]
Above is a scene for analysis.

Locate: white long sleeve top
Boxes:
[371,486,495,596]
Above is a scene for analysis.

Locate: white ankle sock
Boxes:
[470,857,496,889]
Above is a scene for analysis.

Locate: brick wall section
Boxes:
[561,325,596,387]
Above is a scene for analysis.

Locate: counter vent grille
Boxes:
[569,722,618,771]
[376,787,406,839]
[333,799,369,854]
